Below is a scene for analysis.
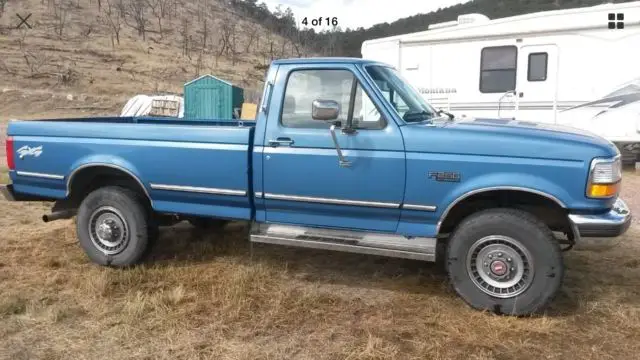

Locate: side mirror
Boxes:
[312,99,340,121]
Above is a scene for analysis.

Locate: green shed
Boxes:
[183,75,244,120]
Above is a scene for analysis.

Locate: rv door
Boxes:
[515,45,559,123]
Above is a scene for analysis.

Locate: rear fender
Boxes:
[66,155,149,201]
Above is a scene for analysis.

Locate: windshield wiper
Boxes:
[437,109,455,120]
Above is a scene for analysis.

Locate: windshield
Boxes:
[365,65,438,123]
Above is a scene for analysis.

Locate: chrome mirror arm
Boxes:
[329,124,351,168]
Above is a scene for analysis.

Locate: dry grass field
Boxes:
[1,106,640,359]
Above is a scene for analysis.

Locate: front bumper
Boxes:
[568,198,632,239]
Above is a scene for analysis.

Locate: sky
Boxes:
[262,0,472,31]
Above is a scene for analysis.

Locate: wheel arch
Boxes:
[437,186,572,238]
[66,162,151,206]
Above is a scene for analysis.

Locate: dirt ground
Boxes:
[1,116,639,360]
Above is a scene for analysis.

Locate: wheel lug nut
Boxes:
[488,255,493,259]
[511,267,515,271]
[497,252,503,257]
[484,262,488,267]
[507,258,512,262]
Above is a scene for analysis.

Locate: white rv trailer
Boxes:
[361,2,640,162]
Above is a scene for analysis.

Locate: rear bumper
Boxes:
[568,198,632,238]
[1,184,53,202]
[1,184,17,201]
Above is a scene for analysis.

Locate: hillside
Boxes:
[0,0,305,117]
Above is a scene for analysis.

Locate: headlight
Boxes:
[586,156,622,198]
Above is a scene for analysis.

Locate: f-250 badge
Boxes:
[17,145,43,159]
[428,171,461,182]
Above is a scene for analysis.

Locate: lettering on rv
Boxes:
[417,87,458,94]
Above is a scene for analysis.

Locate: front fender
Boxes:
[436,172,571,229]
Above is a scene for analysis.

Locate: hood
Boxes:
[453,117,608,141]
[402,117,619,161]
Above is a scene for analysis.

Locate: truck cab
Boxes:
[2,57,632,316]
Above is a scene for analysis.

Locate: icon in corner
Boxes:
[15,13,33,30]
[608,13,624,29]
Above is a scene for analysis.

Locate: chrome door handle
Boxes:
[268,138,294,147]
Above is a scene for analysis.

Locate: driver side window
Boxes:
[280,69,386,130]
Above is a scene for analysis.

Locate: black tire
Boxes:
[446,208,564,316]
[76,186,151,267]
[187,217,229,229]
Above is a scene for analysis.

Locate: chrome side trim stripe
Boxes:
[264,193,400,208]
[255,192,263,198]
[16,171,64,180]
[402,204,437,212]
[150,183,246,196]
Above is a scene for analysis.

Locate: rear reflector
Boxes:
[6,136,14,170]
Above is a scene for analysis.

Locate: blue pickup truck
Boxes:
[2,58,632,315]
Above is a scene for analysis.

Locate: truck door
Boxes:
[515,44,559,123]
[260,63,406,232]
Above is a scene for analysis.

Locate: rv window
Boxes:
[527,52,548,82]
[479,46,517,93]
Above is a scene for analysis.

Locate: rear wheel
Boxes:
[76,186,151,267]
[446,208,564,316]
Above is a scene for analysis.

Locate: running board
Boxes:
[250,223,437,262]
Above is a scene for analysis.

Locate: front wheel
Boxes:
[76,186,151,267]
[446,208,564,316]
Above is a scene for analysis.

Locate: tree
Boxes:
[127,0,148,40]
[52,0,69,38]
[101,0,122,46]
[201,17,208,50]
[244,23,258,53]
[180,16,191,58]
[146,0,170,37]
[0,0,7,18]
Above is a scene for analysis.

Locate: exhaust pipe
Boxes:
[42,210,76,223]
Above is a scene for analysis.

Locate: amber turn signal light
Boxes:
[587,182,620,198]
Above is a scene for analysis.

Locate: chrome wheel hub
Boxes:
[89,206,129,255]
[490,260,508,276]
[466,235,534,298]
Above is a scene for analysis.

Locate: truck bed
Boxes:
[33,115,251,125]
[8,116,256,220]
